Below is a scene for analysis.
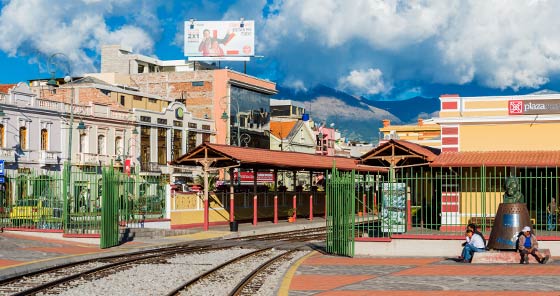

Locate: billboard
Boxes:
[234,171,275,184]
[184,20,255,61]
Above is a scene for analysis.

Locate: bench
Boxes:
[471,249,552,264]
[468,217,536,229]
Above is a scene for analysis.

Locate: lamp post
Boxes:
[46,53,84,228]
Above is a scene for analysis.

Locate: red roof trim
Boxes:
[431,151,560,167]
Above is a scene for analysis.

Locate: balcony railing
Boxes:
[140,162,161,172]
[75,153,115,166]
[39,150,61,165]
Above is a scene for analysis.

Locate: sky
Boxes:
[1,0,560,100]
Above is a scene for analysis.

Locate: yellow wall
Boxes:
[460,191,503,225]
[460,124,560,151]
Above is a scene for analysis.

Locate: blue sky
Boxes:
[1,0,560,100]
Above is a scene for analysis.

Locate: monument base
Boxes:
[487,202,532,250]
[471,249,552,264]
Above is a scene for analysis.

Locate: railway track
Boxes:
[0,227,323,296]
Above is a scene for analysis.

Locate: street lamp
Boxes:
[47,53,79,229]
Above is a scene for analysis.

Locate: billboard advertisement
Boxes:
[380,182,406,233]
[184,20,255,61]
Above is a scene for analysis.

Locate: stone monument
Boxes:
[487,175,532,250]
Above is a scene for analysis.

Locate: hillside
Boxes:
[273,85,440,143]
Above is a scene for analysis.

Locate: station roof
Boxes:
[173,143,386,173]
[430,151,560,167]
[359,139,440,167]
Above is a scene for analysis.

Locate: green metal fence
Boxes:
[326,167,355,257]
[0,165,167,247]
[328,165,560,242]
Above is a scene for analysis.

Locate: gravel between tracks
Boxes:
[39,248,309,296]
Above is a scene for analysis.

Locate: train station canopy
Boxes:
[359,139,440,167]
[172,143,386,173]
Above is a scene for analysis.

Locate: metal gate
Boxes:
[325,168,355,257]
[100,167,119,248]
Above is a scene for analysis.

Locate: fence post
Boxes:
[274,195,278,224]
[293,195,297,222]
[407,187,412,231]
[253,195,258,226]
[309,194,313,221]
[165,184,171,219]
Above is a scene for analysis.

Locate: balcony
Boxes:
[0,147,15,162]
[38,150,61,166]
[140,161,162,173]
[75,153,114,166]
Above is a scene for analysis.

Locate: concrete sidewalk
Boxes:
[281,252,560,295]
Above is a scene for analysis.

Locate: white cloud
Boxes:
[0,0,154,75]
[284,78,308,93]
[338,68,390,95]
[259,0,560,93]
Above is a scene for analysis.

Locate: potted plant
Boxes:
[287,208,296,222]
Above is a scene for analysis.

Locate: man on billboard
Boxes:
[198,29,232,57]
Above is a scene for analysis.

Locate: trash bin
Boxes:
[229,221,238,232]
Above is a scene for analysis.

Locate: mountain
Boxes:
[273,84,439,143]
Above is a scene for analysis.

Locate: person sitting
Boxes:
[462,223,487,249]
[460,229,486,263]
[518,226,550,264]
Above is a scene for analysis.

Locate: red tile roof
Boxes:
[174,143,386,172]
[431,151,560,167]
[0,84,16,94]
[360,139,440,162]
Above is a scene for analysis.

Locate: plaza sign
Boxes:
[508,99,560,115]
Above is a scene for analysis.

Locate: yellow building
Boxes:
[379,118,441,149]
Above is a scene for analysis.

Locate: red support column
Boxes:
[204,198,209,231]
[273,195,278,224]
[229,195,235,222]
[309,195,313,221]
[253,195,258,226]
[362,194,366,216]
[406,192,412,230]
[292,195,297,222]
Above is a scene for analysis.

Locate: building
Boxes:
[92,45,277,149]
[379,118,441,149]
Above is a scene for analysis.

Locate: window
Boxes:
[120,95,125,106]
[79,134,87,153]
[192,81,204,87]
[187,131,197,153]
[202,133,210,143]
[157,128,167,165]
[97,135,106,155]
[115,136,123,156]
[0,124,4,148]
[172,129,182,160]
[41,129,48,150]
[19,127,27,150]
[138,64,145,73]
[140,126,151,165]
[188,122,197,129]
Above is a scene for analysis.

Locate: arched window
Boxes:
[19,127,27,150]
[97,135,106,155]
[41,128,48,150]
[115,136,123,156]
[79,134,87,153]
[0,124,4,148]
